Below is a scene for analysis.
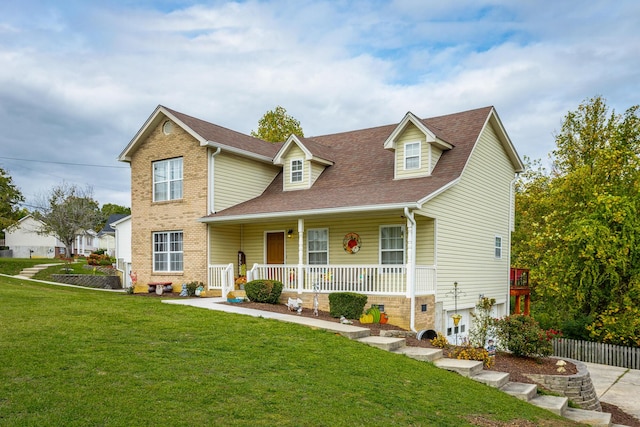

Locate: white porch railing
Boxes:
[208,263,235,297]
[247,264,436,296]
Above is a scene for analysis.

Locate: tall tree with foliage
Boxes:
[513,96,640,346]
[32,183,103,258]
[250,105,304,143]
[0,168,25,235]
[96,203,131,231]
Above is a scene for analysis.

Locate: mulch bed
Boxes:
[136,294,640,426]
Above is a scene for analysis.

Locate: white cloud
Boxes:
[0,0,638,208]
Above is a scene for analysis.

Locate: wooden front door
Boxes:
[266,232,285,264]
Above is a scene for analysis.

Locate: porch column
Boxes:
[297,218,304,294]
[405,209,416,298]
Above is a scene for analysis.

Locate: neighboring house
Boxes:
[112,215,132,288]
[3,215,65,258]
[3,215,100,258]
[118,105,523,337]
[97,214,129,257]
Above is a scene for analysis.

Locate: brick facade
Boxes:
[129,120,209,290]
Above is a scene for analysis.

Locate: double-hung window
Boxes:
[153,231,183,272]
[494,236,502,259]
[405,142,421,170]
[153,157,183,201]
[291,159,303,183]
[308,228,328,265]
[380,225,405,264]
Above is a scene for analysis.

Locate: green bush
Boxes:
[185,281,204,297]
[493,315,553,358]
[244,280,283,304]
[328,292,367,319]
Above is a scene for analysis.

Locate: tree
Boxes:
[0,167,25,235]
[250,105,304,143]
[513,96,640,346]
[97,203,131,231]
[32,183,103,257]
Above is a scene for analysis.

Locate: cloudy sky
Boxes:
[1,1,639,209]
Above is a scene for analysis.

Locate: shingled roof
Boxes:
[201,105,519,221]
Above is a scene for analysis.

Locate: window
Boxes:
[153,158,183,201]
[405,142,421,170]
[308,228,328,264]
[153,231,183,272]
[291,159,303,183]
[494,236,502,259]
[380,225,405,264]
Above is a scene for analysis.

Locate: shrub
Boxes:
[244,280,283,304]
[493,315,553,358]
[450,344,494,369]
[328,292,367,319]
[430,334,450,349]
[185,281,204,297]
[469,297,496,348]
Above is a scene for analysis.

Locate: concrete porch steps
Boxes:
[357,336,406,351]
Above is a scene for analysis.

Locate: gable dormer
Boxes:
[384,112,453,180]
[273,135,334,191]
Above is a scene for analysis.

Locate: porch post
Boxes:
[297,218,304,294]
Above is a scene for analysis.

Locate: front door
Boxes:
[266,232,285,264]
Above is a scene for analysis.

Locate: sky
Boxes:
[1,0,639,209]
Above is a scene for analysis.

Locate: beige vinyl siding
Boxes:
[208,224,241,266]
[431,146,443,171]
[213,152,280,212]
[415,215,435,265]
[395,123,431,179]
[282,145,308,191]
[420,122,515,311]
[310,162,325,186]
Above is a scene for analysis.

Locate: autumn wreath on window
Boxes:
[343,232,361,254]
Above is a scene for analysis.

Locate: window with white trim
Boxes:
[290,159,303,183]
[153,158,183,201]
[153,231,183,272]
[494,236,502,259]
[307,228,328,265]
[380,225,405,264]
[405,142,421,170]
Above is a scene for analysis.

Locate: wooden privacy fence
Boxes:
[553,338,640,369]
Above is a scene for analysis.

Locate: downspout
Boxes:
[297,218,304,294]
[506,173,519,316]
[208,147,221,292]
[405,207,417,332]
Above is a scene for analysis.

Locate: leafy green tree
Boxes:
[32,183,103,257]
[250,105,304,143]
[0,168,25,235]
[513,96,640,346]
[97,203,131,231]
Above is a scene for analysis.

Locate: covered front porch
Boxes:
[208,263,436,297]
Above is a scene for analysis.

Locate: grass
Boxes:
[0,277,580,427]
[0,258,63,275]
[31,259,107,280]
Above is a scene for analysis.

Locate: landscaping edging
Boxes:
[51,274,122,289]
[524,358,601,411]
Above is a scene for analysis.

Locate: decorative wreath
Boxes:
[343,232,361,254]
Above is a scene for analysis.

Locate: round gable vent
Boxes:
[162,120,173,135]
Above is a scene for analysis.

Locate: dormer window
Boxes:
[405,142,421,170]
[291,159,303,183]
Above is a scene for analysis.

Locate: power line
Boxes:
[0,156,129,169]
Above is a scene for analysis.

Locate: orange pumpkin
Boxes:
[380,312,389,324]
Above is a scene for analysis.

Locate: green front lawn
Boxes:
[0,257,63,275]
[0,277,578,426]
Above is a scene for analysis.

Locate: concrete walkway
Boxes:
[585,362,640,422]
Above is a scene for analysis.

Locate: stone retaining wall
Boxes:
[525,358,601,411]
[51,274,122,289]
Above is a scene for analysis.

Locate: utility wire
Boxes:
[0,156,129,169]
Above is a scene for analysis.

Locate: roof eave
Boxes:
[198,202,420,223]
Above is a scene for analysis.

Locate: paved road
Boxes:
[584,362,640,421]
